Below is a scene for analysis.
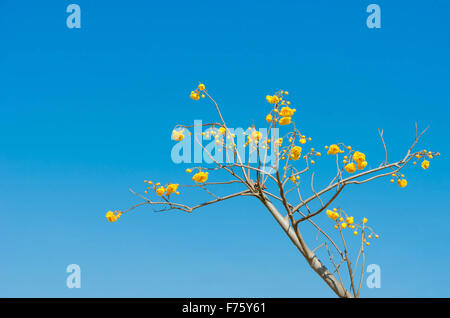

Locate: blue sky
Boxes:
[1,0,449,297]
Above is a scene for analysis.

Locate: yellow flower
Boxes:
[250,130,262,142]
[326,209,339,221]
[363,217,368,223]
[198,83,205,91]
[106,211,116,222]
[344,163,356,173]
[290,146,302,160]
[192,171,209,183]
[218,127,226,135]
[357,161,368,170]
[106,211,121,223]
[398,179,407,188]
[186,168,192,173]
[266,95,279,104]
[346,217,354,225]
[276,138,283,145]
[353,151,366,164]
[266,114,273,123]
[421,160,429,169]
[156,186,165,196]
[165,183,179,195]
[299,138,306,144]
[278,116,291,125]
[327,144,341,155]
[190,91,200,100]
[172,130,184,141]
[341,222,347,229]
[279,106,295,117]
[290,176,296,183]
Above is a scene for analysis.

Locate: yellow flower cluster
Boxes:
[344,151,368,172]
[250,130,263,142]
[190,91,200,100]
[289,174,300,183]
[278,136,319,167]
[143,180,180,196]
[279,116,291,126]
[265,90,296,126]
[390,173,407,188]
[192,171,209,183]
[166,183,179,195]
[279,106,295,117]
[326,208,379,245]
[190,83,206,100]
[106,210,122,222]
[389,150,440,187]
[156,186,165,196]
[185,168,209,183]
[197,126,238,152]
[344,163,356,173]
[326,209,340,221]
[218,127,226,135]
[412,149,440,170]
[172,129,185,141]
[398,179,407,188]
[275,138,283,146]
[327,208,355,230]
[242,128,267,148]
[326,144,368,173]
[326,144,343,155]
[266,95,279,104]
[289,146,302,161]
[353,151,366,165]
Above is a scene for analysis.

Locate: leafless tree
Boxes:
[108,85,438,298]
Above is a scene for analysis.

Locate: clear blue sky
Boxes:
[1,0,449,297]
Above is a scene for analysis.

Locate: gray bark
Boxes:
[261,198,353,298]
